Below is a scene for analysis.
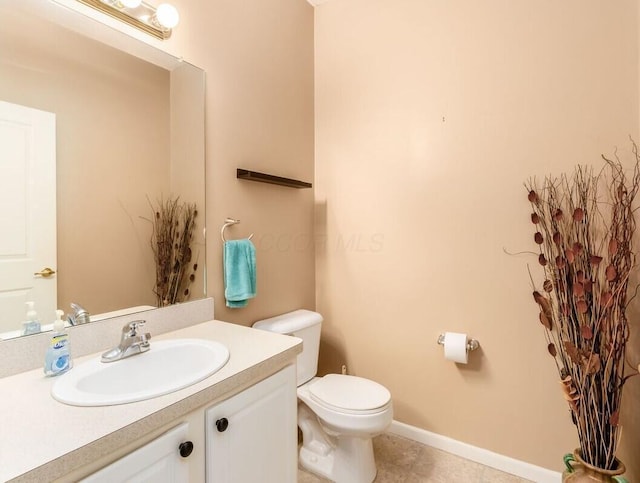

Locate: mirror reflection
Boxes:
[0,5,206,339]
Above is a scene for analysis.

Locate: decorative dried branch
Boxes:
[525,144,640,470]
[146,196,198,307]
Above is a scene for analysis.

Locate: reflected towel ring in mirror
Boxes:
[221,218,254,242]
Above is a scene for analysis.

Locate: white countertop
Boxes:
[0,319,302,482]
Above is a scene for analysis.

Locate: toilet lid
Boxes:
[309,374,391,413]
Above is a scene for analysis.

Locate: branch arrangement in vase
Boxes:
[526,146,640,471]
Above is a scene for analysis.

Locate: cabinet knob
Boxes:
[179,441,194,458]
[215,417,229,432]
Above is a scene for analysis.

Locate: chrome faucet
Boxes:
[68,302,91,326]
[101,320,151,363]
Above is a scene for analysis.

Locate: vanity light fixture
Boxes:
[76,0,180,40]
[152,3,179,29]
[106,0,142,8]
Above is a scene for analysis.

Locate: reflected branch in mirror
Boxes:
[145,196,198,307]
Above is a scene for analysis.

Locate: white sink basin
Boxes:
[51,338,230,406]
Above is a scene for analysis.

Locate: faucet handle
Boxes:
[139,331,152,347]
[123,320,146,337]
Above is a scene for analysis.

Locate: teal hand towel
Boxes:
[224,239,256,308]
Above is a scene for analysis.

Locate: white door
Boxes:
[0,100,56,335]
[205,365,298,483]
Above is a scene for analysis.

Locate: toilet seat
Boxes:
[309,374,391,415]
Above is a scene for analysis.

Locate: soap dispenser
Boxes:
[21,301,41,336]
[44,310,72,377]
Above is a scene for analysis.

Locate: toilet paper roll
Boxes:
[444,332,468,364]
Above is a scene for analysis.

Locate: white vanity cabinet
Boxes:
[71,364,297,483]
[80,423,193,483]
[205,364,298,483]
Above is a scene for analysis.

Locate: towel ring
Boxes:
[221,218,254,242]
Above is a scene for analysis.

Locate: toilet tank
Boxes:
[253,309,323,386]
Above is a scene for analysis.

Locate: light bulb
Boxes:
[155,3,179,29]
[120,0,142,7]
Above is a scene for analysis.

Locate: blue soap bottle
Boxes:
[21,301,41,336]
[44,310,72,377]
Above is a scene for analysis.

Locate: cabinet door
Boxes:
[205,365,297,483]
[81,423,191,483]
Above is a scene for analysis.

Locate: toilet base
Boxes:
[299,445,334,480]
[298,403,377,483]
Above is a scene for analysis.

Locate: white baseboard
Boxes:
[387,420,562,483]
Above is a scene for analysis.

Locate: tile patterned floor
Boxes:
[298,433,533,483]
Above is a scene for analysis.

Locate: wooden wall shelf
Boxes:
[237,169,312,189]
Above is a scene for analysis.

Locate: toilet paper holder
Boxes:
[437,334,479,352]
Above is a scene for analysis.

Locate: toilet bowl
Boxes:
[297,375,393,482]
[253,310,393,483]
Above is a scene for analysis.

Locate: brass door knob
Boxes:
[34,267,56,278]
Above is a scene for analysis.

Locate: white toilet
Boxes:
[253,310,393,483]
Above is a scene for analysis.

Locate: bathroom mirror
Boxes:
[0,2,206,339]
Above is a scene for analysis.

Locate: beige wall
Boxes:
[0,8,169,318]
[167,0,316,326]
[315,0,639,475]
